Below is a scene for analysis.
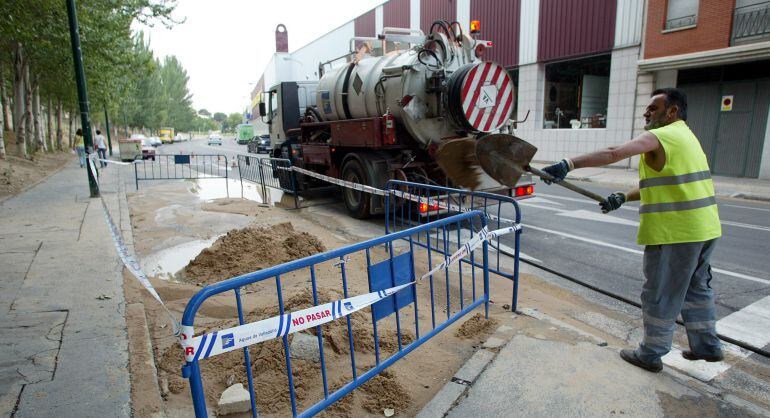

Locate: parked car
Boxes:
[140,139,156,160]
[207,133,223,146]
[149,136,162,147]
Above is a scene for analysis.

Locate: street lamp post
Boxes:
[66,0,99,197]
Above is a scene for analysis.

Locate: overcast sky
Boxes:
[134,0,383,115]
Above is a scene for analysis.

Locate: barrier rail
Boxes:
[181,211,492,417]
[134,154,229,196]
[384,180,523,311]
[237,155,298,208]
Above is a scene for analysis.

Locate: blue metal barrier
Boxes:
[181,211,491,417]
[236,155,298,207]
[134,154,229,196]
[384,180,523,311]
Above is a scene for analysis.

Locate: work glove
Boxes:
[600,192,626,213]
[541,159,572,184]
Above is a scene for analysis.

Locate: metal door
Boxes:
[713,81,755,176]
[682,79,770,178]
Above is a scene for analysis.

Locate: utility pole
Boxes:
[66,0,99,197]
[104,107,113,156]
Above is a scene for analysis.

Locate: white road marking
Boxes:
[716,294,770,349]
[526,224,770,286]
[662,347,734,382]
[524,196,564,206]
[720,220,770,232]
[535,193,770,232]
[723,203,770,213]
[555,209,640,227]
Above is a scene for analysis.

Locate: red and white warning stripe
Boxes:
[460,62,514,132]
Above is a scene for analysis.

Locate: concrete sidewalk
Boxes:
[418,276,770,417]
[531,163,770,202]
[0,160,131,417]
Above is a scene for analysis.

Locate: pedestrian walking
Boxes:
[74,128,86,168]
[541,88,723,373]
[95,130,108,167]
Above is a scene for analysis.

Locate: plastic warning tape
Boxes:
[283,165,521,227]
[180,224,517,362]
[87,157,181,336]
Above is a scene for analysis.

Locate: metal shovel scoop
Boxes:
[475,134,607,203]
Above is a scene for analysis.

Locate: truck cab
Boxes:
[260,81,318,155]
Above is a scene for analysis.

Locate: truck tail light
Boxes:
[514,185,534,197]
[419,202,441,213]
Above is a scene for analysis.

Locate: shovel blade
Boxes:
[435,137,484,190]
[475,134,538,188]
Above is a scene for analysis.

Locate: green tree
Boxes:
[222,112,243,132]
[212,112,227,123]
[198,108,210,117]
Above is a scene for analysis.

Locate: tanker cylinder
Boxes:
[316,29,515,148]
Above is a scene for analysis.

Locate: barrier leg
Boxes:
[183,362,208,417]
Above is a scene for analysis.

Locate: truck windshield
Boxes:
[268,90,278,120]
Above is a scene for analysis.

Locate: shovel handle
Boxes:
[527,167,607,204]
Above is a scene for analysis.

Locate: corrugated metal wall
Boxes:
[614,0,644,48]
[384,0,410,29]
[355,9,377,38]
[420,0,457,34]
[470,0,520,67]
[519,0,539,65]
[537,0,616,62]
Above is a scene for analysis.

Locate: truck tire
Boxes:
[341,158,371,219]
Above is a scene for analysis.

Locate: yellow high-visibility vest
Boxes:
[638,120,721,245]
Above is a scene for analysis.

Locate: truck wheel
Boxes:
[341,158,371,219]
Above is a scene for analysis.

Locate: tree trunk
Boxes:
[0,62,11,132]
[46,95,53,151]
[68,108,74,148]
[56,98,63,151]
[13,42,27,158]
[32,76,44,153]
[0,96,5,159]
[23,62,33,156]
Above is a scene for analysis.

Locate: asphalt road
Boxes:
[501,181,770,320]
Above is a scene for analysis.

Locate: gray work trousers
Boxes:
[636,239,721,364]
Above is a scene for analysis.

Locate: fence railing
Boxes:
[237,154,298,208]
[181,211,491,417]
[732,1,770,44]
[134,154,229,196]
[665,14,697,30]
[384,180,523,311]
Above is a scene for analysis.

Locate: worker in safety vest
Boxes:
[542,87,722,373]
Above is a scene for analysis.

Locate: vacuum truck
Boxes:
[259,23,533,218]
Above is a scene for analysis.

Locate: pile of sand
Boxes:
[157,288,415,415]
[178,222,326,285]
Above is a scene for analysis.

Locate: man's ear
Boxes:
[668,105,679,120]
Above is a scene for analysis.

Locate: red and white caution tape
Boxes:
[180,282,413,362]
[420,225,518,280]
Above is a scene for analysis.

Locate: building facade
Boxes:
[255,0,770,178]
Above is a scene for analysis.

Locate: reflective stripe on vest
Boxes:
[639,170,711,189]
[639,196,717,214]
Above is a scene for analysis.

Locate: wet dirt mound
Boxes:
[456,313,498,339]
[179,222,326,285]
[157,287,415,414]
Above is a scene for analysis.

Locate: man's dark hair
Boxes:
[96,130,101,135]
[651,88,687,121]
[76,128,83,136]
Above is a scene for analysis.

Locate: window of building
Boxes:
[665,0,699,30]
[543,55,610,129]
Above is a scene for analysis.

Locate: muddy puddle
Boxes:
[140,236,221,279]
[189,177,289,206]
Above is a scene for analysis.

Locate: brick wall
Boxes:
[644,0,736,59]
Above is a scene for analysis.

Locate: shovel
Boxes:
[475,134,607,203]
[436,134,606,203]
